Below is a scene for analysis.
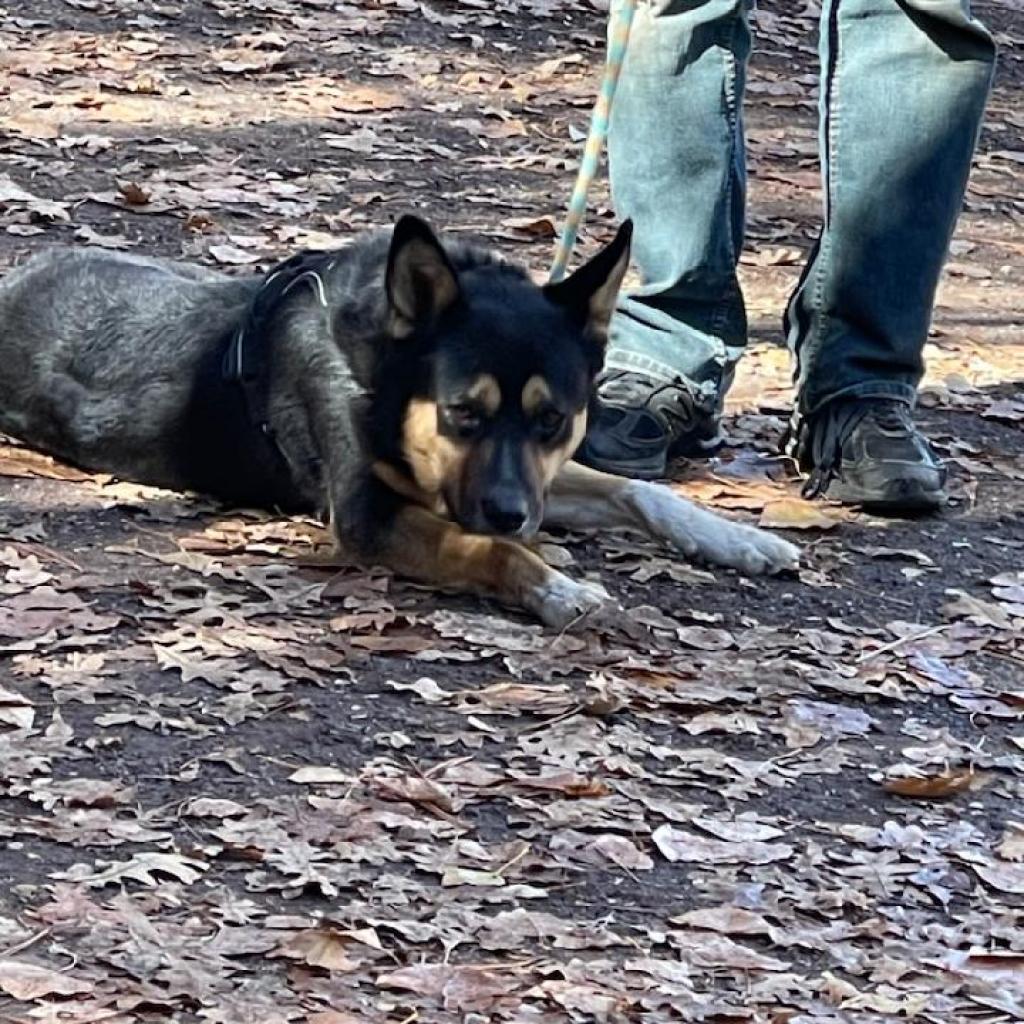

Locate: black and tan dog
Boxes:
[0,216,798,626]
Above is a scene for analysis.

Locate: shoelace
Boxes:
[659,393,699,431]
[600,372,700,430]
[797,400,913,499]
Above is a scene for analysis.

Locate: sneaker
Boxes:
[788,398,947,513]
[576,370,724,479]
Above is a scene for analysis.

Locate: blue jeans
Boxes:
[606,0,996,419]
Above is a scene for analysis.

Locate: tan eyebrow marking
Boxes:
[466,373,501,416]
[521,374,553,416]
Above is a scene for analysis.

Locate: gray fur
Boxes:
[0,229,536,547]
[0,233,402,528]
[0,248,257,480]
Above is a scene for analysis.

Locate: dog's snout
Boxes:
[481,495,530,535]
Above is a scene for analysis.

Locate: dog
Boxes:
[0,215,799,627]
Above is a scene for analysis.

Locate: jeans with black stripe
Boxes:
[605,0,996,421]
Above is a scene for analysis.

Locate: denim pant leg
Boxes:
[787,0,996,418]
[605,0,752,414]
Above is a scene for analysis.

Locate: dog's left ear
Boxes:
[386,215,461,331]
[543,220,633,346]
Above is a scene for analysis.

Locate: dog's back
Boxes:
[0,248,265,489]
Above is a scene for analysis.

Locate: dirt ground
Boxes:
[1,2,1022,1022]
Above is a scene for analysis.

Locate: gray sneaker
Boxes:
[789,398,947,513]
[576,370,724,480]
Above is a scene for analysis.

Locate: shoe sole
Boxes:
[669,428,725,460]
[824,478,946,515]
[575,449,667,480]
[578,428,725,481]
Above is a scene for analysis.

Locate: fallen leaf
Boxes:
[349,634,436,654]
[289,766,352,785]
[692,818,787,842]
[882,768,978,799]
[0,960,93,1000]
[181,797,249,818]
[968,860,1024,895]
[208,243,263,265]
[851,544,935,566]
[0,444,95,482]
[675,626,735,650]
[589,834,654,871]
[117,181,150,205]
[669,930,790,971]
[441,866,505,888]
[684,710,762,736]
[538,979,625,1017]
[56,852,208,888]
[759,498,843,530]
[652,824,793,865]
[942,591,1015,630]
[0,175,70,220]
[673,906,772,936]
[374,775,455,812]
[376,963,512,1011]
[0,685,34,729]
[501,214,557,238]
[997,822,1024,862]
[276,929,361,971]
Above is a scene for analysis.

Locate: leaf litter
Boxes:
[1,0,1023,1021]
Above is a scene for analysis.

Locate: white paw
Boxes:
[626,481,800,576]
[708,522,802,575]
[526,571,616,630]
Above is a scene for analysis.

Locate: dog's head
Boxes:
[384,214,632,537]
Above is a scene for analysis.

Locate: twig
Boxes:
[496,843,530,877]
[0,927,51,958]
[9,542,82,572]
[517,707,580,735]
[839,580,915,609]
[857,623,948,663]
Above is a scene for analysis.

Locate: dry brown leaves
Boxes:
[1,0,1023,1021]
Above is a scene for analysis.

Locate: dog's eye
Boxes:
[537,408,566,436]
[445,403,482,434]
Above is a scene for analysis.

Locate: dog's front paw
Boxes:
[526,571,617,630]
[710,523,801,576]
[626,481,800,576]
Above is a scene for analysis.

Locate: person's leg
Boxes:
[578,0,752,479]
[786,0,995,510]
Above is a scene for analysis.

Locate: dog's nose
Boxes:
[481,496,529,535]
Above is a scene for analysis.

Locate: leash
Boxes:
[549,0,639,284]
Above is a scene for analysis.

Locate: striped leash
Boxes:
[548,0,639,284]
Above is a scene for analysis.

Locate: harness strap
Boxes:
[222,249,336,471]
[224,247,428,507]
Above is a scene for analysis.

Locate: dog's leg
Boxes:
[377,505,612,629]
[294,356,607,628]
[546,461,800,575]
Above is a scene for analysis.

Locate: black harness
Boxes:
[221,249,337,471]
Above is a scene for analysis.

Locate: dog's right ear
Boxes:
[386,215,461,334]
[543,220,632,352]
